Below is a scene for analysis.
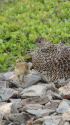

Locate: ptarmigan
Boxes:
[15,58,29,82]
[32,37,70,82]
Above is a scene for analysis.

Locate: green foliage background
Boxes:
[0,0,70,72]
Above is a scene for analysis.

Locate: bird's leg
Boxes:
[22,76,24,82]
[16,75,21,82]
[19,75,24,83]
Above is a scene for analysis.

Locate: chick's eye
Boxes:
[39,41,41,43]
[17,61,20,63]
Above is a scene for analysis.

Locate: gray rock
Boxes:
[0,103,18,115]
[20,84,48,98]
[8,112,30,124]
[1,68,70,125]
[0,113,3,125]
[62,108,70,121]
[0,88,18,101]
[17,96,49,110]
[0,74,6,81]
[24,104,43,110]
[45,100,60,110]
[29,109,54,117]
[59,85,70,94]
[5,70,41,88]
[59,85,70,99]
[18,72,41,88]
[64,122,70,125]
[0,98,2,103]
[52,92,62,100]
[0,81,6,88]
[42,116,61,125]
[56,99,70,114]
[23,104,55,117]
[33,116,61,125]
[8,122,20,125]
[0,72,14,81]
[9,99,21,106]
[21,124,26,125]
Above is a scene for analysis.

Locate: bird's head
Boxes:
[16,58,24,64]
[34,37,50,48]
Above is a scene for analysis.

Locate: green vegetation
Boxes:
[0,0,70,72]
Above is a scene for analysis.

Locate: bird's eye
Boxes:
[16,61,20,63]
[39,41,41,43]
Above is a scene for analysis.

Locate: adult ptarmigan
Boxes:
[32,37,70,82]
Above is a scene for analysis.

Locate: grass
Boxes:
[0,0,70,71]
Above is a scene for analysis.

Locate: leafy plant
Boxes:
[0,0,70,72]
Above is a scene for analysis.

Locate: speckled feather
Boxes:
[32,37,70,82]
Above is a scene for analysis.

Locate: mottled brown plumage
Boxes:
[32,37,70,82]
[15,58,29,82]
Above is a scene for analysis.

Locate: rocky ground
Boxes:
[0,69,70,125]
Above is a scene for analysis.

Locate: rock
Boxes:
[9,99,21,106]
[45,100,60,110]
[21,124,26,125]
[0,88,18,101]
[0,81,6,88]
[18,96,49,109]
[23,104,55,117]
[52,92,62,100]
[20,84,48,98]
[0,72,14,81]
[0,69,70,125]
[59,85,70,99]
[59,85,70,93]
[0,74,6,81]
[6,81,18,88]
[6,70,41,88]
[33,116,61,125]
[8,112,30,124]
[64,122,70,125]
[52,100,61,110]
[8,122,20,125]
[42,116,61,125]
[62,108,70,121]
[0,113,3,125]
[56,99,70,114]
[62,91,70,99]
[2,120,11,125]
[0,103,18,115]
[43,82,59,93]
[24,104,43,110]
[0,98,2,103]
[58,108,70,125]
[26,117,34,125]
[58,121,70,125]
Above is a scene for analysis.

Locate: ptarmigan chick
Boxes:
[15,58,29,82]
[32,37,70,82]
